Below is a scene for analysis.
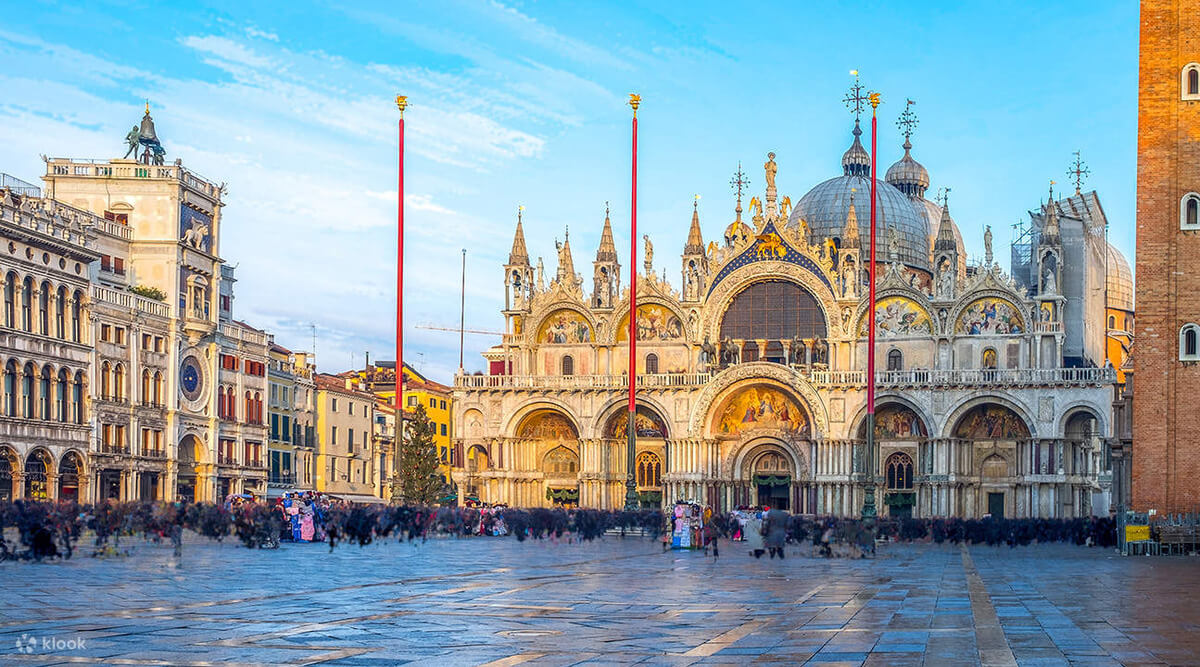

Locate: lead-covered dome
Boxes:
[1106,242,1133,311]
[789,127,932,273]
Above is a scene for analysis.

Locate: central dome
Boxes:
[789,174,932,272]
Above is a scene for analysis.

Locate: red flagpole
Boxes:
[864,91,880,520]
[625,94,640,511]
[393,95,407,503]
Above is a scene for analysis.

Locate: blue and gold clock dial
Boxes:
[180,355,204,402]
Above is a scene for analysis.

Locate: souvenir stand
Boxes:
[670,502,704,550]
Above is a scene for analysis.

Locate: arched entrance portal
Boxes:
[24,450,51,500]
[0,447,15,501]
[712,382,813,512]
[58,451,83,501]
[752,450,792,510]
[177,435,203,502]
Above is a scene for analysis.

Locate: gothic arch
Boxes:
[942,394,1036,439]
[949,290,1028,337]
[700,263,837,343]
[690,362,827,438]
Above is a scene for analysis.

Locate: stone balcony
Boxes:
[92,285,170,319]
[44,158,223,201]
[455,365,1116,392]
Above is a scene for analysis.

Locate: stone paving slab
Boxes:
[0,537,1197,665]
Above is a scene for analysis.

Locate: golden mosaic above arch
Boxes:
[955,298,1025,335]
[616,304,684,342]
[537,309,592,344]
[954,404,1030,439]
[604,406,669,439]
[858,296,932,337]
[712,384,809,437]
[517,411,578,441]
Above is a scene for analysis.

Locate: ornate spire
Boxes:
[554,227,576,284]
[842,188,861,248]
[595,203,617,263]
[934,189,958,253]
[508,206,529,265]
[886,99,929,197]
[1042,181,1061,244]
[685,196,705,254]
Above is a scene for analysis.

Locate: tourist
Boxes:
[763,507,789,559]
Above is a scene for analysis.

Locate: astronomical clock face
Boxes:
[180,355,204,403]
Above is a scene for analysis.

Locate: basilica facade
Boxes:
[451,120,1124,520]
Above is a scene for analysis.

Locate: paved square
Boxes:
[1,536,1197,665]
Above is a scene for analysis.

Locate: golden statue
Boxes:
[779,195,792,217]
[748,196,763,219]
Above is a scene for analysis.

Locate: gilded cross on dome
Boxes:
[897,99,918,143]
[1067,150,1090,195]
[843,70,867,121]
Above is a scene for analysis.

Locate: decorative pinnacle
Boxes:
[730,162,749,216]
[145,100,150,114]
[844,70,867,121]
[1067,150,1090,195]
[1048,179,1056,202]
[518,204,524,222]
[897,99,917,144]
[395,95,408,116]
[628,93,641,116]
[694,193,701,209]
[605,200,610,217]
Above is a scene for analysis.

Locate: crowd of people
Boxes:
[0,498,1122,561]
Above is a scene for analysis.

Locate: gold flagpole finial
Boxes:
[868,91,881,114]
[396,95,408,116]
[628,93,641,116]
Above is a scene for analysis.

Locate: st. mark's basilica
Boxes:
[451,110,1129,520]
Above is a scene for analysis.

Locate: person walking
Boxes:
[763,507,789,559]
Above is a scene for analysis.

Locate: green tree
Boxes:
[395,404,444,504]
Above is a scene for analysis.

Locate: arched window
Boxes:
[255,392,263,423]
[20,277,32,331]
[645,353,659,374]
[113,363,125,401]
[3,272,15,329]
[72,371,84,424]
[887,349,903,371]
[543,446,579,474]
[561,355,574,376]
[1185,63,1200,99]
[3,360,15,417]
[141,369,152,405]
[39,365,51,419]
[55,286,66,338]
[21,363,34,418]
[100,361,111,399]
[38,281,50,335]
[1182,324,1200,361]
[885,452,914,490]
[1183,194,1200,230]
[226,387,235,420]
[720,280,827,342]
[245,391,253,422]
[153,371,163,406]
[982,348,998,369]
[1108,315,1116,329]
[71,290,82,342]
[636,451,662,487]
[56,368,68,421]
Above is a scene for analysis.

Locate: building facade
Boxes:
[0,185,97,502]
[350,361,455,486]
[0,107,277,503]
[314,373,382,502]
[1133,0,1200,513]
[452,123,1121,519]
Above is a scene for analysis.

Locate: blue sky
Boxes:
[1,1,1137,382]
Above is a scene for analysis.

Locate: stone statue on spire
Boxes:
[764,152,777,190]
[643,234,654,276]
[984,225,994,266]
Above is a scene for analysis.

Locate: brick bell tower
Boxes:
[1133,0,1200,513]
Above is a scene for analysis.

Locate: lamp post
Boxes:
[392,94,407,504]
[625,93,641,511]
[863,90,881,521]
